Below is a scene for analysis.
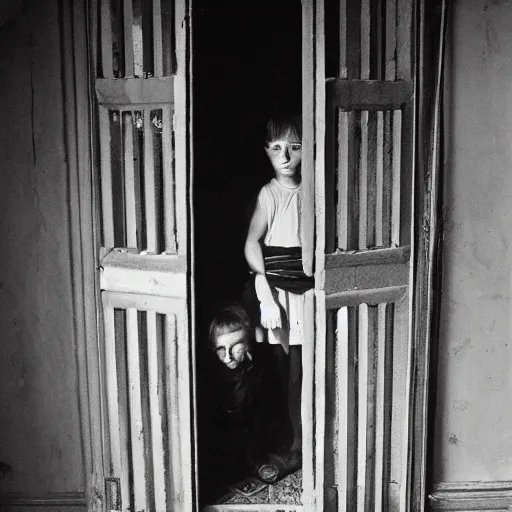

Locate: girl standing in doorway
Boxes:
[244,116,314,482]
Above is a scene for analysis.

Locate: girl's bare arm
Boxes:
[244,203,282,329]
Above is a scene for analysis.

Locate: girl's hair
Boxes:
[208,301,252,348]
[264,115,302,146]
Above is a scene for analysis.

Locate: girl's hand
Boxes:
[260,299,282,329]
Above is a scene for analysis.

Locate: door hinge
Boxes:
[105,477,121,512]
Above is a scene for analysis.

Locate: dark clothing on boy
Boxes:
[205,343,291,488]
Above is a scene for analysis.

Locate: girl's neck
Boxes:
[275,174,301,189]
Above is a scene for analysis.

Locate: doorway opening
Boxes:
[193,0,303,508]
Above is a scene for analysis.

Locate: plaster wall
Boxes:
[434,0,512,483]
[0,0,85,499]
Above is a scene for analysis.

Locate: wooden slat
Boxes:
[391,109,402,246]
[325,104,335,253]
[123,0,135,77]
[370,0,383,80]
[325,245,410,268]
[100,259,187,297]
[345,0,361,79]
[323,311,338,510]
[383,303,394,512]
[366,110,378,248]
[400,104,414,246]
[103,291,183,314]
[100,0,114,78]
[99,107,115,247]
[339,0,347,78]
[325,285,407,310]
[339,110,359,250]
[132,0,143,77]
[174,0,188,259]
[153,0,164,76]
[111,111,126,247]
[390,292,409,510]
[162,107,177,253]
[147,311,167,512]
[126,308,147,512]
[315,0,327,280]
[161,0,174,75]
[90,0,99,77]
[315,292,327,512]
[337,307,349,512]
[358,111,368,250]
[314,0,327,509]
[337,110,349,250]
[301,0,315,277]
[375,112,384,246]
[374,304,387,512]
[382,110,393,246]
[177,308,194,511]
[101,249,187,272]
[356,305,368,512]
[96,77,175,105]
[144,110,158,252]
[327,79,413,110]
[103,306,122,480]
[325,261,409,295]
[347,307,358,510]
[173,0,189,254]
[133,114,143,249]
[165,314,182,508]
[385,0,397,80]
[360,0,370,80]
[113,308,131,512]
[365,306,379,510]
[123,113,138,248]
[397,0,413,80]
[302,292,315,506]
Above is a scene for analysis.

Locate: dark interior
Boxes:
[193,0,302,504]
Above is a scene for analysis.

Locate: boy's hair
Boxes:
[209,301,253,348]
[264,115,302,146]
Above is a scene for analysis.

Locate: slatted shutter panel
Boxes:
[90,1,194,511]
[312,0,416,511]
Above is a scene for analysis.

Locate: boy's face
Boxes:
[265,138,302,179]
[214,328,250,370]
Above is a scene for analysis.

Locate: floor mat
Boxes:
[215,470,302,506]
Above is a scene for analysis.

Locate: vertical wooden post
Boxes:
[123,112,138,248]
[126,308,147,512]
[147,311,167,511]
[301,0,315,276]
[124,0,135,77]
[153,0,164,77]
[337,307,349,512]
[144,110,158,253]
[100,0,114,78]
[100,107,115,247]
[356,305,369,512]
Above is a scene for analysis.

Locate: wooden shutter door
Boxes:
[90,1,194,511]
[312,0,415,511]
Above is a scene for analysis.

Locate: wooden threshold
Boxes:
[204,505,303,512]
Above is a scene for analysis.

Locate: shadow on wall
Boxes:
[0,0,24,27]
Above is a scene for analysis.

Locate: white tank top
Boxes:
[257,178,301,247]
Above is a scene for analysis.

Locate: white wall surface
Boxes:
[0,0,86,500]
[434,0,512,483]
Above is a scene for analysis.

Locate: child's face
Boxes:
[265,138,302,179]
[214,328,250,370]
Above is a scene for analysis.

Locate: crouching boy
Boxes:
[204,301,291,490]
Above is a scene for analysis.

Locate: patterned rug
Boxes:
[214,470,302,506]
